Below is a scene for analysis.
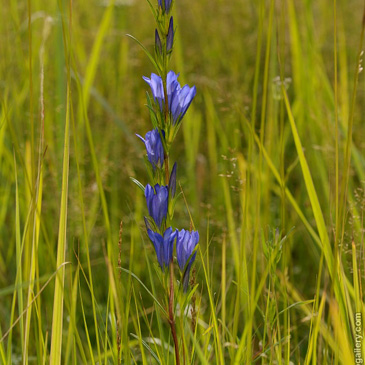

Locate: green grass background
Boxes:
[0,0,364,363]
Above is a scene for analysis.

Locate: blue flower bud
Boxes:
[147,227,177,271]
[176,229,199,291]
[145,184,169,229]
[158,0,172,13]
[143,73,164,112]
[166,17,174,53]
[165,0,172,13]
[155,29,162,55]
[136,128,165,169]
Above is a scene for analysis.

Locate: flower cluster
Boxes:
[139,133,199,290]
[135,0,199,292]
[144,71,197,126]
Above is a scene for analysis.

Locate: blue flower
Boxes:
[136,129,165,169]
[166,17,174,53]
[143,73,164,112]
[167,71,197,125]
[158,0,172,13]
[143,71,196,125]
[145,184,169,229]
[147,227,177,270]
[166,71,179,109]
[176,229,199,291]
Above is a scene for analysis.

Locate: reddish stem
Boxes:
[169,261,180,365]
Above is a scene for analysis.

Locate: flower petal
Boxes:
[147,229,164,269]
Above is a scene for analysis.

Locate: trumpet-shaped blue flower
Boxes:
[147,227,177,270]
[167,71,197,125]
[143,73,164,112]
[158,0,172,13]
[136,129,165,169]
[145,184,168,229]
[176,229,199,291]
[143,71,196,125]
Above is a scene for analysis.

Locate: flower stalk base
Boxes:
[169,261,180,365]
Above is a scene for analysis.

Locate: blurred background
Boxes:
[0,0,364,363]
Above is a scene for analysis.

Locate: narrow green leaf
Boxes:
[126,34,161,73]
[120,267,168,317]
[130,177,146,193]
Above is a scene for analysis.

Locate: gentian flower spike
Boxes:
[147,227,177,270]
[176,229,199,291]
[143,73,164,112]
[155,29,162,56]
[145,184,169,229]
[169,162,177,198]
[136,128,165,169]
[166,17,174,53]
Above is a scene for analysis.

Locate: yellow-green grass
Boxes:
[0,0,364,363]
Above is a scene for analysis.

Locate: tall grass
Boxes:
[0,0,364,363]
